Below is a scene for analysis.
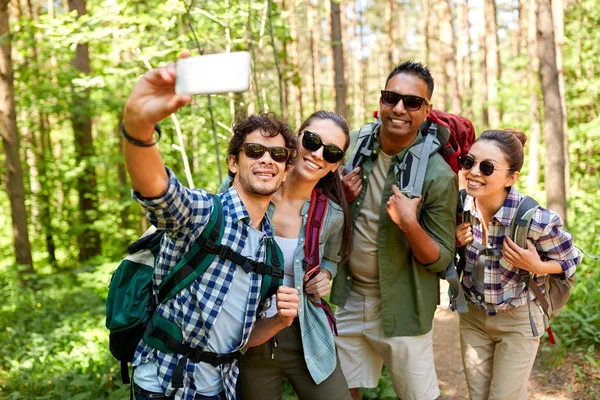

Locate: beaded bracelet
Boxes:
[120,123,162,147]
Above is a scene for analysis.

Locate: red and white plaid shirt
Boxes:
[460,186,580,315]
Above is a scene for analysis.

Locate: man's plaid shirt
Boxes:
[132,169,271,399]
[461,186,580,314]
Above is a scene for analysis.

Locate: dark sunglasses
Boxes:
[241,143,291,163]
[301,130,345,164]
[459,154,514,176]
[380,90,430,111]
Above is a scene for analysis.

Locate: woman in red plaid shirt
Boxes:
[455,129,581,400]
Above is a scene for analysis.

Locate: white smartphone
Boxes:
[175,52,251,95]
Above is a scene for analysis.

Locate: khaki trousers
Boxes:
[459,302,544,400]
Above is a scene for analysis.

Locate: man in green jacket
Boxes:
[330,61,457,400]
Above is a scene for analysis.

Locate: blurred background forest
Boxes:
[0,0,598,398]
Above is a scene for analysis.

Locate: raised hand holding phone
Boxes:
[175,51,251,95]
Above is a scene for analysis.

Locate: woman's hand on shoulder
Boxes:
[502,236,544,274]
[455,222,473,248]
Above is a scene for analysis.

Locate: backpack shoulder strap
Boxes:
[509,195,540,249]
[396,124,442,198]
[343,122,379,174]
[304,188,329,269]
[261,237,283,301]
[157,194,224,303]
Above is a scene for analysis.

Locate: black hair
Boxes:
[385,60,435,98]
[478,129,527,172]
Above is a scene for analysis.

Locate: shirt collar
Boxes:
[223,186,275,238]
[463,186,522,227]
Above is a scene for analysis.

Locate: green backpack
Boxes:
[105,194,284,383]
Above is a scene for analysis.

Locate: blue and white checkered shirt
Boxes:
[132,169,272,400]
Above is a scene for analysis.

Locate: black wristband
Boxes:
[121,123,162,147]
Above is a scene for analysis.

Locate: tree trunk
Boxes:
[27,0,57,266]
[330,0,347,118]
[0,0,34,275]
[527,0,541,189]
[537,0,567,222]
[440,0,461,114]
[552,0,569,198]
[308,0,320,111]
[460,0,473,119]
[386,0,394,73]
[484,0,501,127]
[287,0,302,127]
[423,0,432,66]
[69,0,101,260]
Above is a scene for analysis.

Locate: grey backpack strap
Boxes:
[510,196,540,248]
[509,195,544,337]
[343,122,379,175]
[395,124,442,199]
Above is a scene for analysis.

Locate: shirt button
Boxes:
[299,238,304,242]
[296,286,301,291]
[241,235,247,240]
[295,259,299,263]
[357,201,361,205]
[230,267,235,273]
[363,176,367,180]
[216,300,222,306]
[346,276,351,281]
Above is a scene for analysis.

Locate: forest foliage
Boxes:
[0,0,599,398]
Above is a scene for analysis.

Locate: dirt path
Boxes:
[433,281,598,400]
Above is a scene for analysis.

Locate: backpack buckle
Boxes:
[202,239,217,253]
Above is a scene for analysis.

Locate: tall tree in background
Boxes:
[537,0,567,222]
[527,0,542,188]
[439,0,461,113]
[484,0,500,127]
[68,0,101,260]
[0,0,34,275]
[330,0,347,118]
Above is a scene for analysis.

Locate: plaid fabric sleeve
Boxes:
[530,208,581,279]
[132,167,212,233]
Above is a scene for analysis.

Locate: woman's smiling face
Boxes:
[461,140,520,200]
[294,118,347,182]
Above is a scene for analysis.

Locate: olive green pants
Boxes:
[239,319,351,400]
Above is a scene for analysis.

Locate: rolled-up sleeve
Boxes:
[531,208,581,279]
[132,167,213,235]
[419,171,458,273]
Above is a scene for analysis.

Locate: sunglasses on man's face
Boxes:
[459,154,514,176]
[301,130,345,164]
[380,90,430,111]
[241,143,291,163]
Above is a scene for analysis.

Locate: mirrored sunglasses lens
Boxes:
[402,96,423,111]
[269,147,289,163]
[480,161,496,176]
[323,146,344,163]
[243,143,266,159]
[302,131,323,151]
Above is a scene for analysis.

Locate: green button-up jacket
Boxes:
[330,125,458,337]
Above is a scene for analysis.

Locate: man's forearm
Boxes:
[402,220,440,265]
[122,118,169,198]
[246,316,291,348]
